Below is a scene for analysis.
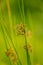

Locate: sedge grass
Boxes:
[0,0,31,65]
[0,22,12,65]
[0,0,22,65]
[0,16,22,65]
[18,0,31,65]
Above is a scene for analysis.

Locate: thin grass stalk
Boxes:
[0,23,8,50]
[0,2,13,65]
[22,0,31,65]
[18,0,31,65]
[0,0,12,49]
[0,11,21,65]
[0,0,22,65]
[0,22,12,65]
[18,0,23,21]
[5,0,13,33]
[0,23,19,65]
[24,33,31,65]
[1,21,22,65]
[5,0,22,65]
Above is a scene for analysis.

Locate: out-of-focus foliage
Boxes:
[0,0,43,65]
[1,0,43,15]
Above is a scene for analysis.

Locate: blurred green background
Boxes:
[0,0,43,65]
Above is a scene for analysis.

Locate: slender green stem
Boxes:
[5,0,22,64]
[22,0,31,64]
[18,0,23,21]
[9,35,22,65]
[18,0,31,65]
[0,23,12,65]
[0,23,8,50]
[1,14,22,65]
[0,1,22,65]
[0,23,20,65]
[1,18,22,65]
[24,33,31,65]
[1,13,22,65]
